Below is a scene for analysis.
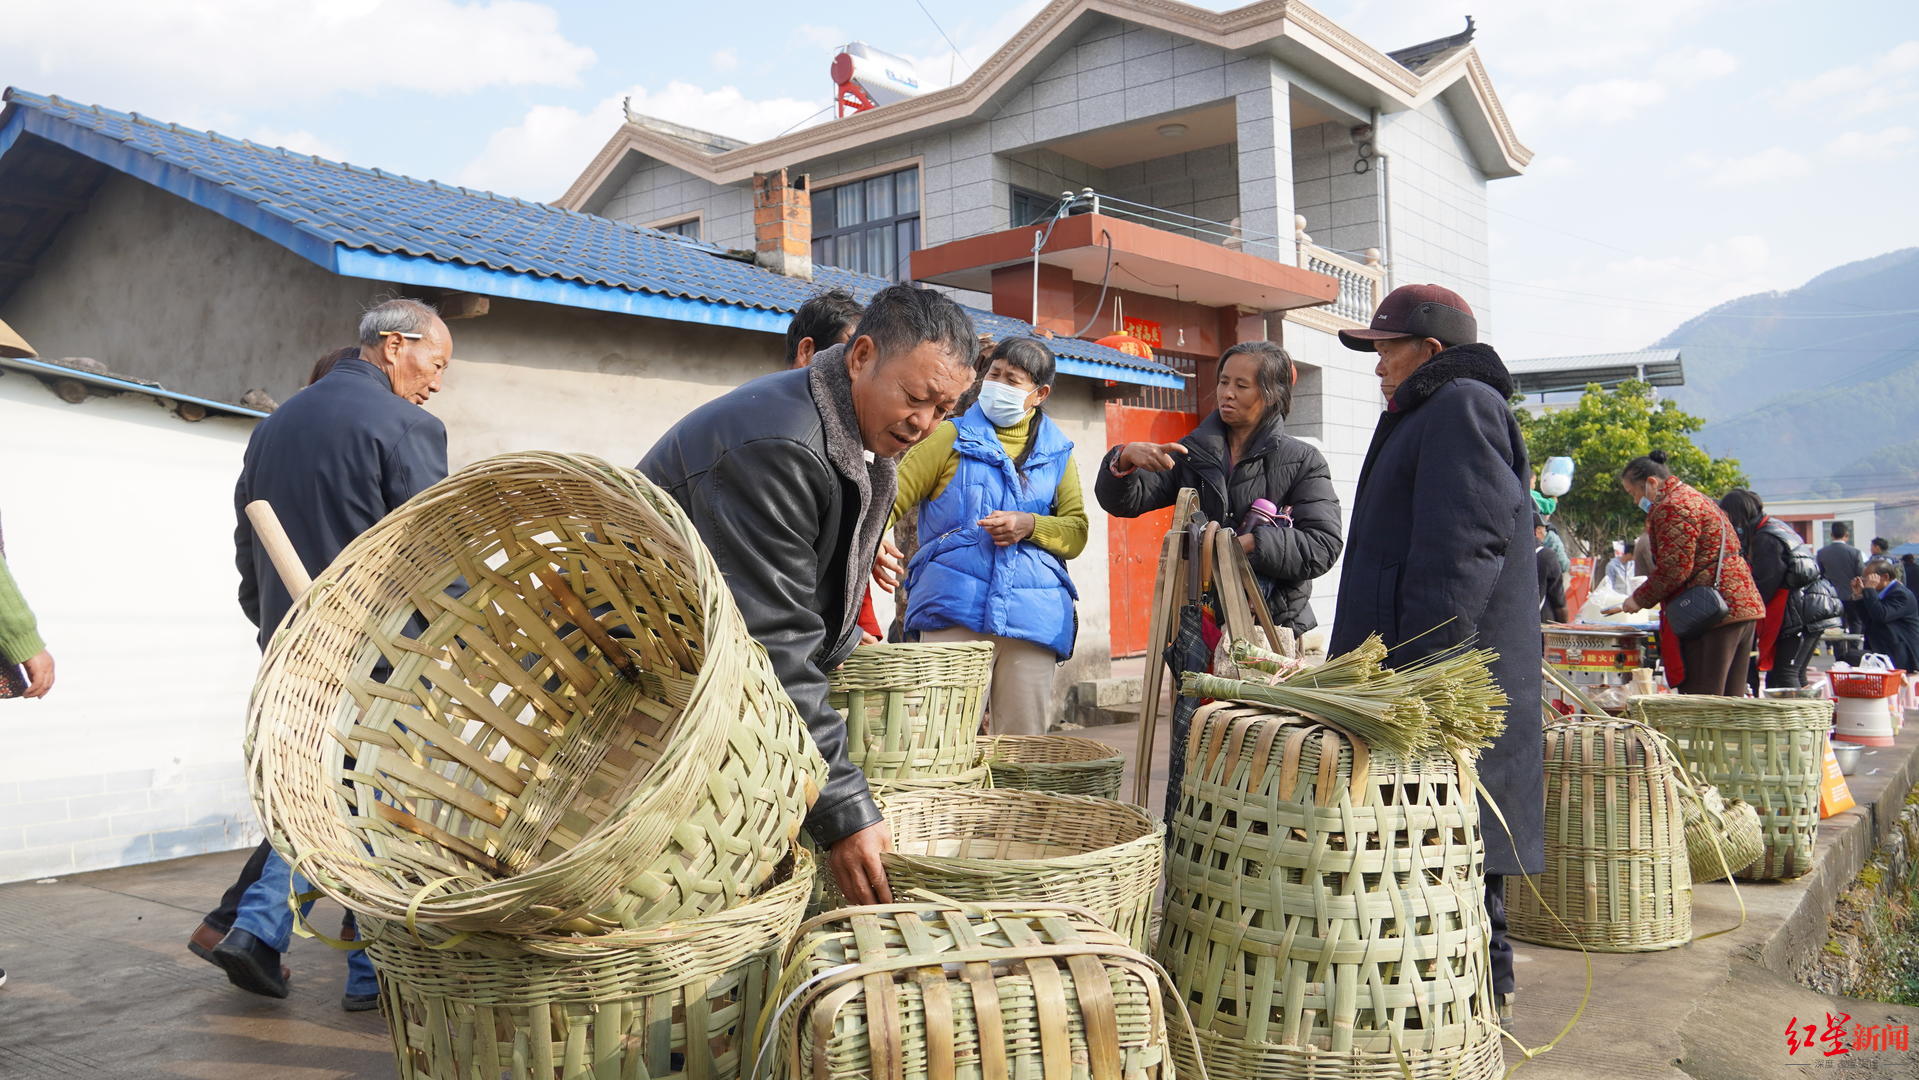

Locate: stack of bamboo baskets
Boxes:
[245,453,827,1079]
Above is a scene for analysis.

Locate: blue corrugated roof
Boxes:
[0,89,1181,388]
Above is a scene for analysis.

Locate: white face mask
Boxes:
[977,378,1034,428]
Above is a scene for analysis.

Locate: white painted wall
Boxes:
[0,373,263,883]
[1377,97,1493,334]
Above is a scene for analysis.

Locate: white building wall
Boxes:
[0,377,264,883]
[1377,98,1493,333]
[1292,120,1382,257]
[601,160,754,247]
[1281,321,1385,634]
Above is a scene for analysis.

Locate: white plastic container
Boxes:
[1833,695,1896,747]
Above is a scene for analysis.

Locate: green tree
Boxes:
[1515,380,1747,556]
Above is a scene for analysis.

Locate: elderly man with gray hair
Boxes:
[188,297,452,1011]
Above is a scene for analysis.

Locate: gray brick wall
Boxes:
[1377,98,1492,333]
[601,160,753,248]
[1104,142,1238,238]
[1292,121,1381,258]
[0,762,259,883]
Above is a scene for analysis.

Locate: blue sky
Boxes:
[2,0,1913,359]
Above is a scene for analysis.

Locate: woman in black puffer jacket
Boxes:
[1722,489,1836,690]
[1094,341,1344,636]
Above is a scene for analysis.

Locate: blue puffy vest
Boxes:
[904,405,1079,659]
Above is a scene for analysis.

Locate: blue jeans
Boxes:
[231,848,378,998]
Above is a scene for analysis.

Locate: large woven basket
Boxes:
[1680,782,1764,883]
[767,902,1172,1080]
[873,788,1163,949]
[1159,701,1501,1077]
[1629,695,1833,880]
[1508,717,1692,952]
[984,734,1125,799]
[364,849,814,1080]
[247,452,819,932]
[828,641,992,780]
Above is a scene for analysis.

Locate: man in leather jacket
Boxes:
[641,285,978,903]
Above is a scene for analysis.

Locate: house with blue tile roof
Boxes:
[0,86,1175,883]
[558,0,1531,655]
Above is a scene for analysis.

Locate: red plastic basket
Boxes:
[1830,670,1905,699]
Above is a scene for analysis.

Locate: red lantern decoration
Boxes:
[1094,331,1155,361]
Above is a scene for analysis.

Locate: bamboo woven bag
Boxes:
[1507,717,1692,952]
[1629,695,1831,880]
[365,848,815,1080]
[983,734,1125,799]
[868,788,1163,949]
[828,641,993,780]
[248,452,818,932]
[1159,701,1503,1080]
[764,902,1174,1080]
[1678,781,1764,883]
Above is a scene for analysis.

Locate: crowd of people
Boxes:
[10,272,1906,1029]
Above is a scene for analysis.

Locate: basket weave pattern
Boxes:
[1629,695,1832,880]
[828,642,993,780]
[364,849,813,1080]
[771,903,1171,1080]
[984,735,1126,799]
[247,453,819,931]
[1508,717,1691,952]
[874,788,1164,949]
[1158,701,1501,1076]
[1680,783,1764,883]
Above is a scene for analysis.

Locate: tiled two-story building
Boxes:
[560,0,1532,648]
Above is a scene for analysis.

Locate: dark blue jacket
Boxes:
[1858,580,1919,674]
[233,356,448,650]
[905,405,1078,659]
[1329,343,1544,877]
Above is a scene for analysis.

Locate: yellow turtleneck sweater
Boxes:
[889,413,1088,558]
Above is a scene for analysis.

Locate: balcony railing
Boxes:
[1289,216,1383,333]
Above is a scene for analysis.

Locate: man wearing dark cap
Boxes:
[1327,283,1542,1026]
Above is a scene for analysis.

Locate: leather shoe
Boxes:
[211,929,290,999]
[188,921,224,964]
[341,992,380,1013]
[193,921,289,981]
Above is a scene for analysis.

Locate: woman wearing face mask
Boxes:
[1095,341,1343,639]
[1603,451,1763,694]
[888,337,1086,735]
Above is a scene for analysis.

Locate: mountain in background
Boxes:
[1657,247,1919,536]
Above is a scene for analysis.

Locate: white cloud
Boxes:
[1778,40,1919,115]
[0,0,595,114]
[1507,79,1667,131]
[710,48,739,72]
[1684,147,1811,188]
[1826,126,1916,160]
[1653,46,1739,86]
[459,83,826,201]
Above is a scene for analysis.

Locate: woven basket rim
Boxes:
[881,788,1162,868]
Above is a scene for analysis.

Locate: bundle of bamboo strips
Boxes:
[1183,633,1506,756]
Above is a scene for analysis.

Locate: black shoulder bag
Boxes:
[1666,532,1731,641]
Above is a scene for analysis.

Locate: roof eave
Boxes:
[556,0,1532,206]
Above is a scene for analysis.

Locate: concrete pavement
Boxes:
[1,713,1914,1078]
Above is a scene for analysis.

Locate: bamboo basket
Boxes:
[1629,695,1832,880]
[364,848,814,1080]
[766,902,1172,1080]
[1679,782,1764,883]
[868,759,992,797]
[1158,701,1501,1077]
[984,735,1125,799]
[1507,717,1692,952]
[828,642,993,781]
[872,788,1163,949]
[247,452,818,932]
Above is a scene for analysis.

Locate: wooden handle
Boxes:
[245,499,312,602]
